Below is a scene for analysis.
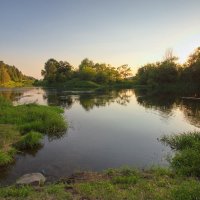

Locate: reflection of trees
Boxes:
[179,100,200,128]
[135,89,178,117]
[43,90,74,109]
[135,88,200,126]
[0,89,23,102]
[79,90,132,111]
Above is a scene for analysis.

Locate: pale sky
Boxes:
[0,0,200,78]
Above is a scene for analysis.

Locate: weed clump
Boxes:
[16,131,43,150]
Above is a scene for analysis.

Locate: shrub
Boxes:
[160,132,200,177]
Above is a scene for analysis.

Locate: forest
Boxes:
[135,47,200,89]
[1,46,200,90]
[0,61,34,86]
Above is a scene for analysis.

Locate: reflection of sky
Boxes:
[1,0,200,78]
[0,88,200,185]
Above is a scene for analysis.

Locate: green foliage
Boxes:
[105,167,139,177]
[0,66,11,83]
[74,181,124,200]
[171,180,200,200]
[42,59,73,83]
[0,96,67,166]
[45,184,72,200]
[135,46,200,88]
[149,166,174,177]
[160,132,200,176]
[0,186,32,198]
[112,176,138,185]
[0,148,16,166]
[0,102,67,136]
[16,131,43,149]
[0,184,72,200]
[0,169,200,200]
[41,58,133,86]
[160,132,200,150]
[0,61,34,86]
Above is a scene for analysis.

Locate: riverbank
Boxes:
[33,79,138,91]
[0,132,200,199]
[0,167,199,200]
[0,80,35,88]
[0,96,67,167]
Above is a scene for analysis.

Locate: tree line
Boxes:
[0,61,34,84]
[41,58,132,84]
[135,47,200,87]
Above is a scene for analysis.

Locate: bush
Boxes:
[160,132,200,150]
[160,132,200,177]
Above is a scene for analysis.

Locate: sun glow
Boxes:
[175,34,200,63]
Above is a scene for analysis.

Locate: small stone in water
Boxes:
[16,173,46,185]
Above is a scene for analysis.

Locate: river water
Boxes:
[0,87,199,185]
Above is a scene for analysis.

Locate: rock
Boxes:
[16,173,46,185]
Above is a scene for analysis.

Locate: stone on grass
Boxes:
[16,173,46,186]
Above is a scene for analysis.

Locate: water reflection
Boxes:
[0,88,132,111]
[1,87,200,185]
[1,88,200,127]
[135,89,200,126]
[179,100,200,128]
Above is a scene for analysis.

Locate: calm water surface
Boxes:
[0,87,200,185]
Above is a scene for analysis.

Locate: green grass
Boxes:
[160,132,200,177]
[0,148,16,166]
[69,168,200,200]
[0,103,67,136]
[0,124,20,166]
[15,131,43,150]
[0,184,72,200]
[0,96,67,166]
[0,167,200,200]
[171,180,200,200]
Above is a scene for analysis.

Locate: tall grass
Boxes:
[16,131,43,150]
[160,132,200,177]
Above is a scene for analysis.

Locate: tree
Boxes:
[181,47,200,84]
[41,59,60,83]
[56,61,73,82]
[0,66,11,84]
[117,65,132,79]
[163,48,178,63]
[79,58,94,71]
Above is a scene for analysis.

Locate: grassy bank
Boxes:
[34,79,137,91]
[0,132,200,199]
[0,80,35,88]
[0,96,67,166]
[0,167,200,200]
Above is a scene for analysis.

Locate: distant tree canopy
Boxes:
[41,58,132,84]
[0,61,33,84]
[135,47,200,87]
[41,59,74,83]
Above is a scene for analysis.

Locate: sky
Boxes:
[0,0,200,78]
